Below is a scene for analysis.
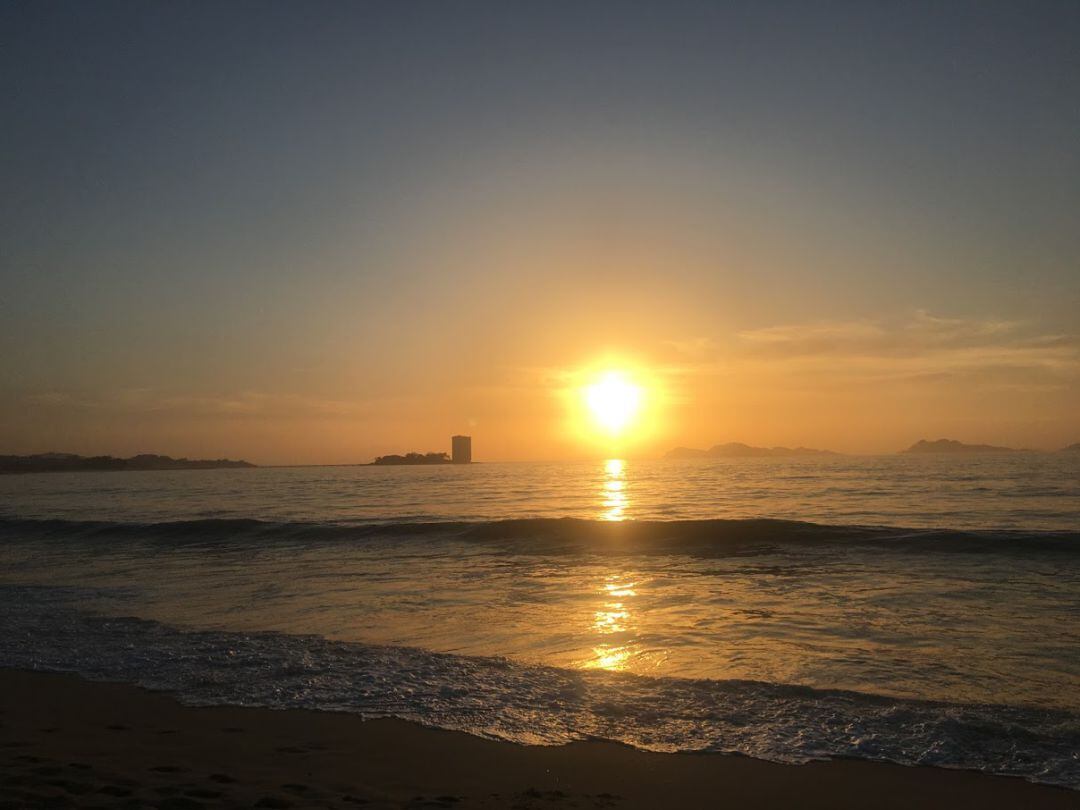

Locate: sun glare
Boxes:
[584,371,643,436]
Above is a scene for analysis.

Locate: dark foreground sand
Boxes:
[1,669,1076,809]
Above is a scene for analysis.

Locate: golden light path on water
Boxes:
[585,458,638,671]
[586,573,640,671]
[600,458,628,522]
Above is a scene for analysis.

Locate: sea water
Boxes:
[1,455,1078,788]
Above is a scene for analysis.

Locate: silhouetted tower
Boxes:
[452,435,472,464]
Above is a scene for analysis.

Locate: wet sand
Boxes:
[1,668,1076,809]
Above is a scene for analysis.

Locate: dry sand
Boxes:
[1,668,1076,809]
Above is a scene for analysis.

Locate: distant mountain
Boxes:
[902,439,1021,454]
[0,453,255,474]
[1061,443,1080,453]
[665,443,837,459]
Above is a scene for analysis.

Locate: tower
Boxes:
[451,435,472,464]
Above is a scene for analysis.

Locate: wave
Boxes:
[1,584,1077,790]
[1,515,1077,555]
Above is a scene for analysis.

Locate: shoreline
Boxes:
[1,669,1076,809]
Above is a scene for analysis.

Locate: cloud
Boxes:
[903,310,1019,344]
[733,312,1079,384]
[736,321,885,354]
[661,337,721,362]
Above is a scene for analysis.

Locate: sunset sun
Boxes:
[584,371,643,436]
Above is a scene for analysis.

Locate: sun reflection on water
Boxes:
[580,463,648,671]
[593,603,629,633]
[586,644,633,671]
[600,458,628,521]
[583,573,639,671]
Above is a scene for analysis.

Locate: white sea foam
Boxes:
[2,585,1078,789]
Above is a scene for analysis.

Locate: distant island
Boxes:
[0,453,255,474]
[372,436,472,465]
[1059,443,1080,453]
[371,452,451,466]
[901,439,1030,454]
[665,443,838,459]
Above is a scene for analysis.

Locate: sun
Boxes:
[584,371,643,436]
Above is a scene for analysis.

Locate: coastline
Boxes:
[2,669,1076,809]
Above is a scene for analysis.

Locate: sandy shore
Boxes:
[1,668,1076,809]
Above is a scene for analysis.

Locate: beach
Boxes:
[3,668,1078,809]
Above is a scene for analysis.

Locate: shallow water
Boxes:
[1,456,1078,787]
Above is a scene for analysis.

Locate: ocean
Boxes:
[1,455,1078,788]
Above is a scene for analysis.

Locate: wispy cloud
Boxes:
[661,337,721,362]
[733,311,1078,384]
[23,391,72,406]
[737,320,885,350]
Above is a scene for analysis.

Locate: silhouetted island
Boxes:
[902,439,1025,454]
[0,453,255,474]
[1060,443,1080,453]
[665,443,837,459]
[371,452,450,466]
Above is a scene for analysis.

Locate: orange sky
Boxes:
[3,4,1078,463]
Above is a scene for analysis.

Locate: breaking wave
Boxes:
[1,585,1077,790]
[1,515,1077,556]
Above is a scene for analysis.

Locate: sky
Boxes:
[2,0,1078,463]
